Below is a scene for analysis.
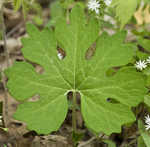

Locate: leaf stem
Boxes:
[72,91,77,133]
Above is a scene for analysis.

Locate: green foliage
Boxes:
[135,37,150,69]
[33,16,43,26]
[13,0,22,11]
[61,0,74,9]
[138,37,150,52]
[144,95,150,107]
[141,132,150,147]
[112,0,137,29]
[143,0,150,4]
[46,1,65,27]
[5,6,147,135]
[103,139,116,147]
[138,120,150,147]
[136,51,149,61]
[51,1,65,19]
[138,136,146,147]
[72,132,84,146]
[13,0,43,24]
[47,0,85,27]
[137,37,150,86]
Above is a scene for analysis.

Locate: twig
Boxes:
[77,136,96,147]
[43,135,68,145]
[0,0,10,128]
[6,22,24,38]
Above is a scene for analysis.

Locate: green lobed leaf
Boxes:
[5,25,70,134]
[112,0,137,29]
[5,5,147,135]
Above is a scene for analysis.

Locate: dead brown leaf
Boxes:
[144,5,150,24]
[134,6,144,25]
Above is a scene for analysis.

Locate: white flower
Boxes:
[87,0,100,14]
[104,0,112,6]
[145,115,150,124]
[135,60,147,70]
[95,8,99,14]
[145,124,150,130]
[145,115,150,130]
[57,53,63,60]
[146,56,150,64]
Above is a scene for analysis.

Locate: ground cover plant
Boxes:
[1,0,150,146]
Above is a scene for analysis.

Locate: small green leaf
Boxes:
[138,120,150,147]
[141,132,150,147]
[33,16,43,26]
[144,95,150,107]
[113,0,137,28]
[103,139,116,147]
[138,37,150,52]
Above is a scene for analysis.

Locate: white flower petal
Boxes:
[87,0,100,14]
[57,53,63,60]
[145,114,150,130]
[95,8,99,14]
[145,115,150,123]
[146,56,150,64]
[135,60,147,70]
[104,0,112,6]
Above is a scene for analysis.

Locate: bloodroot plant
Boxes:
[5,5,147,137]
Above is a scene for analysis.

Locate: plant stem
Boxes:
[72,91,77,133]
[0,1,9,127]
